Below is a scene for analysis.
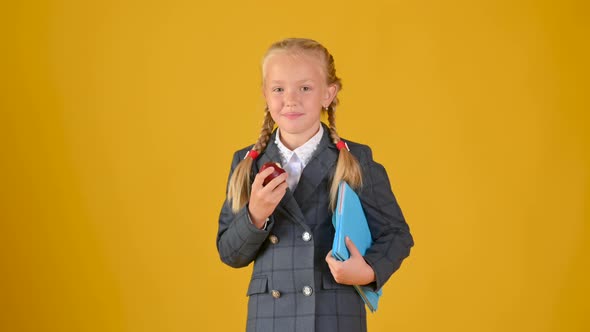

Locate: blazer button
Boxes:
[268,234,279,245]
[302,286,313,297]
[302,231,312,242]
[271,290,281,299]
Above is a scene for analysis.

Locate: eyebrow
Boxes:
[269,79,316,84]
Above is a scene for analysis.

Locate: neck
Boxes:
[279,123,321,150]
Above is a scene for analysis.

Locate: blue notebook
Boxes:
[332,181,383,312]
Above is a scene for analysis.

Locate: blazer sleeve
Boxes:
[355,145,414,291]
[216,150,274,268]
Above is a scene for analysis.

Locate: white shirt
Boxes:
[274,125,324,169]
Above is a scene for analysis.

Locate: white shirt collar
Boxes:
[274,124,324,168]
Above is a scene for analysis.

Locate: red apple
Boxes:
[259,162,286,186]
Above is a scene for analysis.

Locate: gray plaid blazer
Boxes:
[217,124,413,332]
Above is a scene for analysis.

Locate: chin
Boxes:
[278,124,307,135]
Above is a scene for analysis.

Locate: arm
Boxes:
[216,150,288,268]
[325,145,413,288]
[359,147,414,291]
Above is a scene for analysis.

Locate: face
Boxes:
[263,51,336,144]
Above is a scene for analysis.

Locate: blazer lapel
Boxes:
[292,124,339,207]
[255,130,307,226]
[255,124,338,226]
[255,128,279,167]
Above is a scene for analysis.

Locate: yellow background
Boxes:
[1,1,588,331]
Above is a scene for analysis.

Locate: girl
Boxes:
[216,38,413,332]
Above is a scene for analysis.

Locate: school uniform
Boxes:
[217,122,414,332]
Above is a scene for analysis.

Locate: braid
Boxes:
[328,108,363,211]
[227,109,275,212]
[327,106,341,144]
[255,38,361,211]
[254,109,275,151]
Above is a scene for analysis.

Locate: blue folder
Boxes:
[332,181,383,312]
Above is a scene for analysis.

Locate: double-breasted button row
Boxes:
[270,287,313,299]
[269,233,311,243]
[270,233,311,243]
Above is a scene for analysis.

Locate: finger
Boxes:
[345,236,361,257]
[265,174,287,194]
[325,250,341,264]
[325,255,336,271]
[265,172,288,189]
[325,250,333,262]
[253,167,276,186]
[254,167,275,182]
[272,181,289,195]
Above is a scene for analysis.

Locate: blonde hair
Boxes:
[227,38,362,212]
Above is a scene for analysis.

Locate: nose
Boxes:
[284,89,298,107]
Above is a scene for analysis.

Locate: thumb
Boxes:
[345,236,361,257]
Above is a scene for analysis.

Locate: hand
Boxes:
[325,236,376,285]
[248,166,288,228]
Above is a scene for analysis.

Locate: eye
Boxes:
[272,87,284,93]
[301,86,312,92]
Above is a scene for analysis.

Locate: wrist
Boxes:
[247,209,269,230]
[362,261,376,285]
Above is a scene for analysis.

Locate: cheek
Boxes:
[265,99,281,119]
[306,93,323,107]
[266,99,279,111]
[267,95,284,109]
[265,93,277,104]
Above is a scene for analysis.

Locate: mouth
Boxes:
[282,112,304,120]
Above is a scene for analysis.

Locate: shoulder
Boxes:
[341,138,375,165]
[233,144,255,157]
[228,144,255,168]
[341,139,394,197]
[341,138,390,181]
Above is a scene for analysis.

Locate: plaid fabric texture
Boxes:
[217,124,414,332]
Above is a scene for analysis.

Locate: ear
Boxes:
[323,84,338,107]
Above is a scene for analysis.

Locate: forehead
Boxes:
[263,50,326,82]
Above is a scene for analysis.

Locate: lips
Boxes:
[283,112,304,120]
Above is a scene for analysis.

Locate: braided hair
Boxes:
[227,38,362,212]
